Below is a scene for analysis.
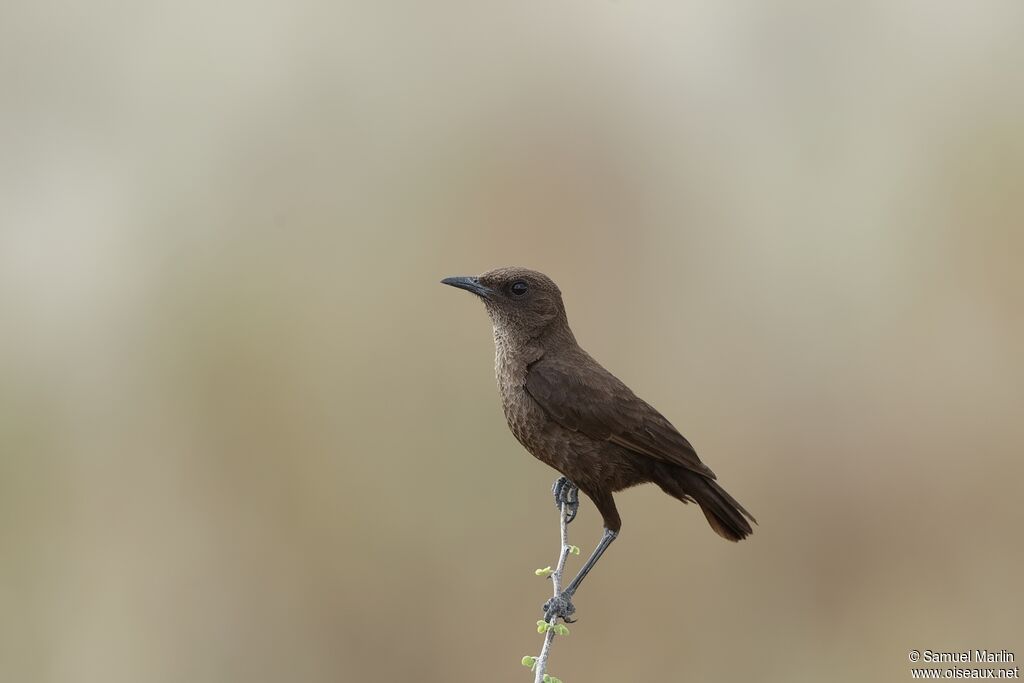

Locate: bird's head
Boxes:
[441,267,569,338]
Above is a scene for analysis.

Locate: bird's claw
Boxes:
[551,476,580,524]
[542,591,577,623]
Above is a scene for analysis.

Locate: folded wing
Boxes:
[525,354,716,479]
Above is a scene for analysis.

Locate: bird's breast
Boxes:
[493,339,549,455]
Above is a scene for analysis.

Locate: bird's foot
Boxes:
[551,476,580,524]
[542,591,577,623]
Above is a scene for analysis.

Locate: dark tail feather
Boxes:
[655,465,758,542]
[695,477,756,542]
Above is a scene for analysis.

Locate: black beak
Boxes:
[441,276,493,300]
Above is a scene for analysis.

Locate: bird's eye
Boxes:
[510,281,529,296]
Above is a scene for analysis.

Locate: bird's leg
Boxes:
[551,476,580,524]
[563,527,618,595]
[542,527,618,622]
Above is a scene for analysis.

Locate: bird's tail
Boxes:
[694,477,756,541]
[659,467,757,542]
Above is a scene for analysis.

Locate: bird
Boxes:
[442,267,755,623]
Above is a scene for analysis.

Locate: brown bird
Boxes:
[442,267,755,622]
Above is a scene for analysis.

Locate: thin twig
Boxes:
[534,501,572,683]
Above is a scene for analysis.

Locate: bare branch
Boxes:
[533,501,573,683]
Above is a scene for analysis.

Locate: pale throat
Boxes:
[491,321,543,387]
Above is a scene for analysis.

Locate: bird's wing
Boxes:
[525,354,716,479]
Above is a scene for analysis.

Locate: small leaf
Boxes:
[521,656,536,668]
[550,677,563,683]
[568,545,581,555]
[537,621,549,633]
[553,624,570,636]
[534,566,553,577]
[542,676,552,683]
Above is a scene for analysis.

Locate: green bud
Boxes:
[536,621,548,633]
[534,566,553,577]
[568,545,581,555]
[553,624,570,636]
[521,656,536,668]
[542,676,551,683]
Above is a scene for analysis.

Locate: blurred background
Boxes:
[2,2,1022,681]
